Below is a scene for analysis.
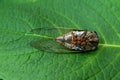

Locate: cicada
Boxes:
[30,27,99,52]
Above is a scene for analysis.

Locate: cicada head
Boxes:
[81,31,99,51]
[87,31,99,45]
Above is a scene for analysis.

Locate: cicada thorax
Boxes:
[56,30,99,51]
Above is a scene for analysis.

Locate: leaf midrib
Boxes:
[1,28,120,48]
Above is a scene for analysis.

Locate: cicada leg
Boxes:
[69,32,77,49]
[78,30,88,51]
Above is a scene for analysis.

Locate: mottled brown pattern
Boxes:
[56,30,99,51]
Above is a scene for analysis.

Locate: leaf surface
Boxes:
[0,0,120,80]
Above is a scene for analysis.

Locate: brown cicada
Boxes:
[30,27,99,52]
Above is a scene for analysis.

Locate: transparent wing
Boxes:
[30,27,80,53]
[30,27,77,38]
[30,38,80,53]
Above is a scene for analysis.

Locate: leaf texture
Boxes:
[0,0,120,80]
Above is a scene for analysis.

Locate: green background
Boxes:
[0,0,120,80]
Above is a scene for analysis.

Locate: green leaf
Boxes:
[0,0,120,80]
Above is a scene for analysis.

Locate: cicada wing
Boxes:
[30,27,80,53]
[30,38,79,53]
[30,27,76,38]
